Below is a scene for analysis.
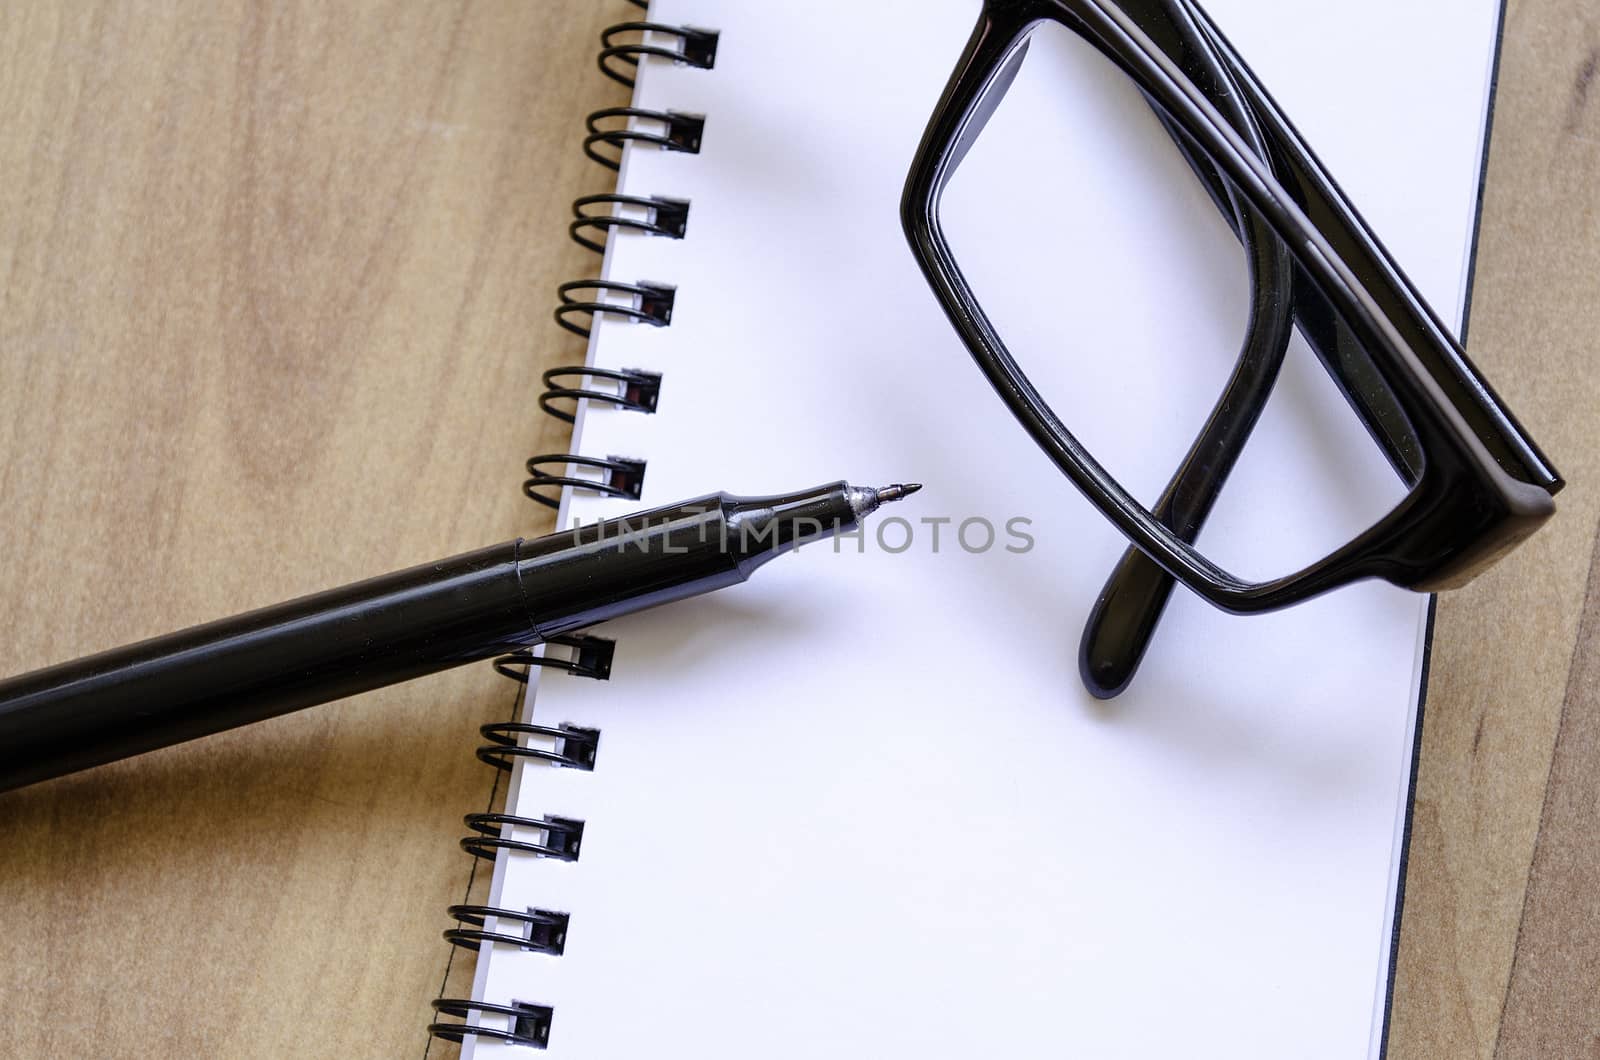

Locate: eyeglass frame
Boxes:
[900,0,1561,637]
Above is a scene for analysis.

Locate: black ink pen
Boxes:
[0,481,921,793]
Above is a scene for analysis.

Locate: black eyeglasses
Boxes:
[902,0,1562,698]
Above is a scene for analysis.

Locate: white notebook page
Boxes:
[470,2,1501,1056]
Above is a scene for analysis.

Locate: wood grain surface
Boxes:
[1389,3,1600,1057]
[0,3,1592,1058]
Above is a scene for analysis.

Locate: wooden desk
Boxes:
[0,3,1593,1056]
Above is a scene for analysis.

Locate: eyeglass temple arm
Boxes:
[1078,105,1304,696]
[1078,130,1282,699]
[1081,112,1435,697]
[1076,0,1434,698]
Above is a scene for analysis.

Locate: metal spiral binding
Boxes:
[430,3,714,1050]
[597,21,718,88]
[523,453,647,510]
[429,1000,555,1050]
[554,279,675,339]
[539,365,662,423]
[570,193,689,252]
[443,906,571,955]
[492,637,616,683]
[477,722,601,772]
[460,813,586,862]
[583,107,705,170]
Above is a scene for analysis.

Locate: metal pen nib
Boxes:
[847,482,925,519]
[876,483,923,503]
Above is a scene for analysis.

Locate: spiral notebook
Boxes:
[432,1,1505,1055]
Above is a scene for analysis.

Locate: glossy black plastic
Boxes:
[1077,22,1297,697]
[901,0,1562,690]
[0,483,868,793]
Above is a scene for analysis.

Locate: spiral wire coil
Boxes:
[429,3,715,1049]
[583,107,706,169]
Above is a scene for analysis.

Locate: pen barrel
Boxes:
[0,482,865,794]
[0,543,537,793]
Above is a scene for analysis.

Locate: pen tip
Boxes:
[875,483,923,503]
